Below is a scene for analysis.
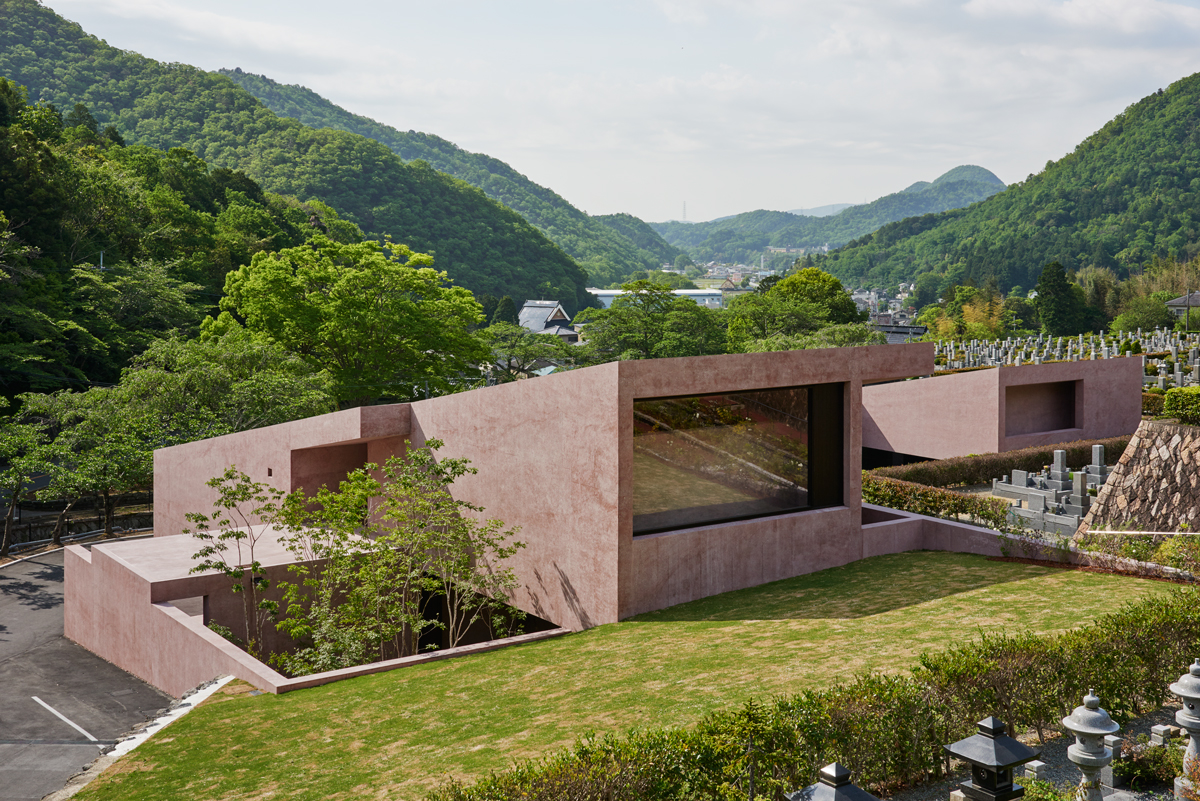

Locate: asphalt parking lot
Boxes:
[0,549,172,801]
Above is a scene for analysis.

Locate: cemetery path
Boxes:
[0,549,171,801]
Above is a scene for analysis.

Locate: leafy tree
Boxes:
[0,410,47,557]
[1034,262,1089,336]
[1110,294,1174,333]
[186,466,285,658]
[63,102,97,135]
[270,439,525,675]
[772,267,866,325]
[118,320,337,439]
[913,273,941,308]
[575,280,725,361]
[22,388,157,535]
[725,292,826,352]
[744,323,886,352]
[491,295,518,325]
[222,235,487,406]
[479,322,575,383]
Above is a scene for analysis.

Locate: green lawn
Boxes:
[79,551,1172,801]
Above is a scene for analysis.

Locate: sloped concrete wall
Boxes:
[1079,419,1200,534]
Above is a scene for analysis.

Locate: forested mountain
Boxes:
[0,0,595,312]
[785,203,855,217]
[652,166,1005,265]
[816,79,1200,292]
[0,74,359,392]
[218,68,682,287]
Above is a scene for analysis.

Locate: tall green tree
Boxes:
[725,292,827,353]
[222,235,487,406]
[0,411,47,557]
[491,296,518,325]
[478,322,575,383]
[1034,262,1089,336]
[574,280,725,361]
[772,267,865,325]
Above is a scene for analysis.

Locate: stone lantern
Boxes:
[944,717,1040,801]
[1062,690,1120,801]
[1170,659,1200,800]
[786,762,880,801]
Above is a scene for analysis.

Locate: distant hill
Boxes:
[815,77,1200,291]
[218,68,682,288]
[651,166,1005,265]
[0,0,596,311]
[785,203,855,217]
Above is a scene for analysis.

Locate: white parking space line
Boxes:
[31,696,100,744]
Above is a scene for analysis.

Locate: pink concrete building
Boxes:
[861,358,1143,462]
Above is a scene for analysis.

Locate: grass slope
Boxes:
[77,551,1170,801]
[218,68,684,288]
[817,75,1200,292]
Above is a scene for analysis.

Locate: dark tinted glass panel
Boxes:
[633,387,817,535]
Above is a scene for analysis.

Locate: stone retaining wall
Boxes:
[1079,419,1200,534]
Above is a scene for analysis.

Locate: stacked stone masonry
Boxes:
[1080,419,1200,533]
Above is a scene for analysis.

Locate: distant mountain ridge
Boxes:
[785,203,855,217]
[0,0,604,311]
[815,76,1200,291]
[651,166,1005,265]
[217,68,684,288]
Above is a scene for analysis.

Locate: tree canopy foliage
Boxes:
[0,72,352,394]
[222,236,486,406]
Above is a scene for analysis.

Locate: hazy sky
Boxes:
[46,0,1200,222]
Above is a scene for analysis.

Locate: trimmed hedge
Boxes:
[1164,386,1200,425]
[869,435,1131,488]
[1143,392,1166,416]
[428,589,1200,801]
[861,473,1009,530]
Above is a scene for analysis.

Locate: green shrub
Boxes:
[861,473,1010,529]
[1114,734,1185,789]
[1152,536,1200,572]
[428,589,1200,801]
[869,436,1131,489]
[1164,386,1200,425]
[1143,392,1166,416]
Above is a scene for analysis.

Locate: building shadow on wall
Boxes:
[634,551,1053,622]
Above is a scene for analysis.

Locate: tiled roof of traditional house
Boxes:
[518,300,572,332]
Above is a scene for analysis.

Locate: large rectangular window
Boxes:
[632,384,843,536]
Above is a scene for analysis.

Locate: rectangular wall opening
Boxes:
[632,383,843,536]
[1004,381,1077,436]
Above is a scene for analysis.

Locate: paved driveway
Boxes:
[0,550,172,801]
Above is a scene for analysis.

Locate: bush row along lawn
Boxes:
[78,551,1174,801]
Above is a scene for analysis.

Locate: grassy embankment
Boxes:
[77,551,1172,801]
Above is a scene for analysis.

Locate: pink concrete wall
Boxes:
[862,368,1001,459]
[147,346,933,633]
[64,544,285,697]
[863,358,1143,459]
[616,344,930,617]
[406,363,623,631]
[154,405,410,537]
[999,358,1142,451]
[628,506,857,615]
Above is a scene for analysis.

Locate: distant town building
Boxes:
[586,288,725,309]
[518,300,579,343]
[1166,291,1200,318]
